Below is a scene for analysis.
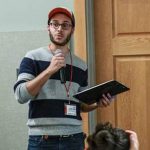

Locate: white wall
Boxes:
[0,1,74,150]
[0,0,74,32]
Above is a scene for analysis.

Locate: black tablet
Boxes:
[73,80,130,104]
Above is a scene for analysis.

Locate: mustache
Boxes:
[49,31,72,46]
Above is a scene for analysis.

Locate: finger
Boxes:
[107,93,112,99]
[99,99,109,107]
[126,130,137,135]
[52,56,65,66]
[55,53,65,57]
[54,57,65,62]
[106,93,115,100]
[102,94,111,104]
[125,130,139,146]
[59,62,66,68]
[102,94,109,100]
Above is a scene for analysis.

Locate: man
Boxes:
[14,7,113,150]
[86,122,139,150]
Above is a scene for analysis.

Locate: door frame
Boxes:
[85,0,97,134]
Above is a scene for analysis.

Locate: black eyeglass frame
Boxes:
[49,22,72,30]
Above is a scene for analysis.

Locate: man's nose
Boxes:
[57,25,63,31]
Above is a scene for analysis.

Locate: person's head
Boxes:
[87,122,130,150]
[47,7,75,46]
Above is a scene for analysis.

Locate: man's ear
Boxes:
[71,28,75,34]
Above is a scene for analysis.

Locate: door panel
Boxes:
[113,0,150,34]
[115,56,150,150]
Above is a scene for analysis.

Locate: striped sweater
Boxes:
[14,47,88,136]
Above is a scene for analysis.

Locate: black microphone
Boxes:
[54,49,66,84]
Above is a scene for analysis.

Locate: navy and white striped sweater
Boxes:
[14,47,88,135]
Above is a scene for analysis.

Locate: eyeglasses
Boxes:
[49,22,72,30]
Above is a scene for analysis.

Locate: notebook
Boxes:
[73,80,129,104]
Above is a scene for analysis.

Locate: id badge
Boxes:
[64,104,77,116]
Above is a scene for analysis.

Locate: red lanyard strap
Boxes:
[64,50,73,98]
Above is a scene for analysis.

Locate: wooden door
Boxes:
[94,0,150,149]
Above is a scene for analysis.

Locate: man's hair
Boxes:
[87,122,130,150]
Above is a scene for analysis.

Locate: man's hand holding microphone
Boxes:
[46,49,66,83]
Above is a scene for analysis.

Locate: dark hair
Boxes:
[87,122,130,150]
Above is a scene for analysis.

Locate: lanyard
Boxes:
[64,50,73,99]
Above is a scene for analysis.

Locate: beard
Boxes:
[49,31,72,46]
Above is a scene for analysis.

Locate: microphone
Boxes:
[54,49,66,84]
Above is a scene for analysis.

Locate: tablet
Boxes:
[73,80,130,104]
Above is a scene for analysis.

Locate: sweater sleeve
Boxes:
[78,68,88,92]
[14,55,37,104]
